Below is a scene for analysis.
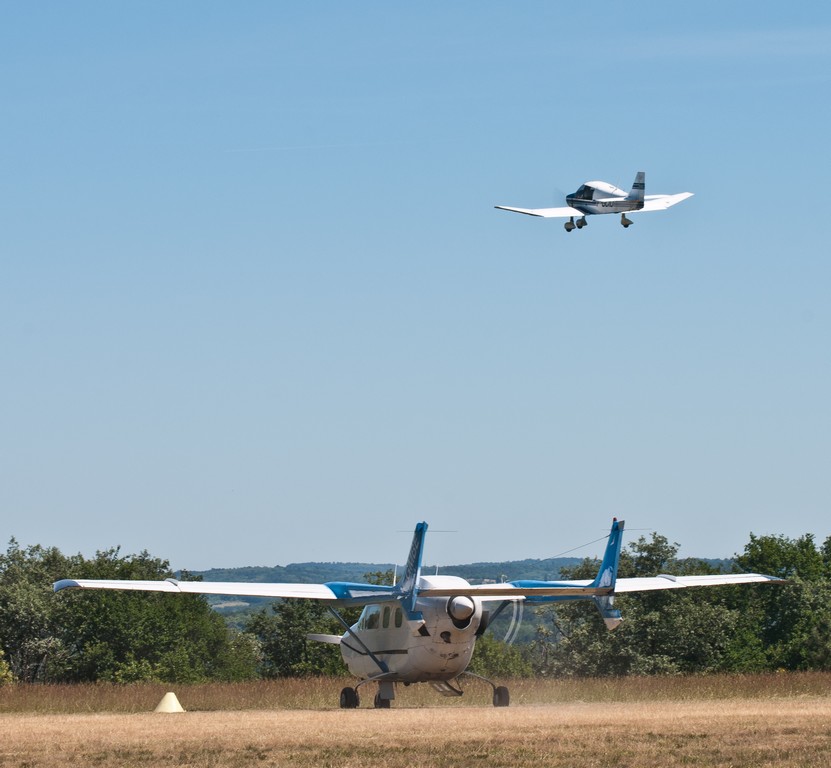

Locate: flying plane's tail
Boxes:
[397,522,427,614]
[626,172,645,204]
[590,518,625,630]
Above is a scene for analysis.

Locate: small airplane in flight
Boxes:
[496,172,693,231]
[54,519,778,709]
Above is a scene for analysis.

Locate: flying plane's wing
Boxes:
[53,578,396,604]
[633,192,694,213]
[494,204,584,218]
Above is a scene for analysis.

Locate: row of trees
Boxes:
[524,530,831,677]
[0,541,259,683]
[2,529,831,684]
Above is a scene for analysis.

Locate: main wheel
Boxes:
[339,687,359,709]
[374,692,391,709]
[493,686,510,708]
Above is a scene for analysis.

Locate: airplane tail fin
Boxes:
[397,522,427,613]
[590,518,625,630]
[626,172,645,203]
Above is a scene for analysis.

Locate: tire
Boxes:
[493,686,510,708]
[339,687,359,709]
[374,692,391,709]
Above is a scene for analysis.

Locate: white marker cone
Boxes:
[154,691,186,713]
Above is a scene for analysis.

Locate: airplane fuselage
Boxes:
[565,195,644,216]
[340,576,483,683]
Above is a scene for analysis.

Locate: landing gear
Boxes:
[374,680,395,708]
[351,677,395,709]
[493,686,510,708]
[339,686,359,709]
[620,214,633,228]
[373,692,391,709]
[565,216,588,232]
[460,671,511,708]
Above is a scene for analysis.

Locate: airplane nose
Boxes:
[447,596,475,622]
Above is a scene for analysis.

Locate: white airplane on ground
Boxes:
[54,519,779,709]
[496,172,693,231]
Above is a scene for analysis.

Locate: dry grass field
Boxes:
[4,674,831,767]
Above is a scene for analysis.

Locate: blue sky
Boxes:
[2,3,830,570]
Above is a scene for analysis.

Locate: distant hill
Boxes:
[190,556,585,587]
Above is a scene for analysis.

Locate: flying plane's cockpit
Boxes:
[570,184,596,201]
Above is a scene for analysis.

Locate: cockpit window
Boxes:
[359,604,403,631]
[572,185,594,201]
[360,605,381,630]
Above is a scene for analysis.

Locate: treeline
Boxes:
[1,529,830,685]
[521,530,831,677]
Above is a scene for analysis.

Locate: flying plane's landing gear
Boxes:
[620,214,633,228]
[564,217,576,232]
[339,686,359,709]
[576,216,588,229]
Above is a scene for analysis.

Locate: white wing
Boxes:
[53,578,391,601]
[419,572,780,599]
[494,205,584,219]
[632,192,694,213]
[614,573,781,593]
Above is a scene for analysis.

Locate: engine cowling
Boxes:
[447,595,476,628]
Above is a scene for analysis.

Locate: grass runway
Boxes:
[4,674,831,767]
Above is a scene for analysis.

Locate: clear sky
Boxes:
[3,3,830,571]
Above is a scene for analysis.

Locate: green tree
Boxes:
[468,634,532,678]
[246,600,347,677]
[730,533,828,670]
[529,531,743,677]
[0,647,14,684]
[737,533,825,581]
[0,539,77,682]
[1,539,259,684]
